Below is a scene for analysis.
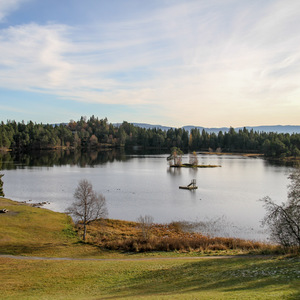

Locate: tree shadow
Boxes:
[102,257,300,299]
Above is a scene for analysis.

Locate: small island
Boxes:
[170,163,221,168]
[168,147,221,168]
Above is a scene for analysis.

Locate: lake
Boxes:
[0,150,293,241]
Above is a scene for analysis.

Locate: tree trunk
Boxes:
[83,223,87,241]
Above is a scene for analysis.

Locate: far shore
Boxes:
[199,151,263,157]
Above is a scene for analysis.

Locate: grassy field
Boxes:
[1,198,300,299]
[1,256,299,299]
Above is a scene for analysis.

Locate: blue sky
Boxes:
[0,0,299,127]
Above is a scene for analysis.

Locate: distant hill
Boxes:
[131,123,300,134]
[132,123,173,131]
[236,125,300,134]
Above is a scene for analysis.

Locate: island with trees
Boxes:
[168,147,221,168]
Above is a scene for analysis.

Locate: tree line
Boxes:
[0,115,299,158]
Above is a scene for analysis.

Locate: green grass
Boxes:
[1,198,300,299]
[1,256,299,299]
[0,198,105,258]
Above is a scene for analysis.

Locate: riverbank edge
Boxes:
[1,197,294,259]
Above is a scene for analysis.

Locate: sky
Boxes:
[0,0,299,127]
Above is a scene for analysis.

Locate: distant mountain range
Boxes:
[131,123,300,134]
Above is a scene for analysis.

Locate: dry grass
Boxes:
[81,219,281,254]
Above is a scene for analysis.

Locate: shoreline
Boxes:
[199,151,263,157]
[170,164,221,168]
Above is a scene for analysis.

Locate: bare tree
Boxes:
[189,151,198,166]
[261,168,300,248]
[67,179,108,241]
[137,215,154,240]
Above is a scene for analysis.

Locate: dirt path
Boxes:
[0,254,270,262]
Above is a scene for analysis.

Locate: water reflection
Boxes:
[0,150,295,170]
[0,149,130,169]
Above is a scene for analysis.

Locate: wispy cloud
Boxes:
[0,104,29,114]
[0,0,29,22]
[0,0,299,126]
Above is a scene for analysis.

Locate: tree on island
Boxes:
[261,167,300,248]
[189,151,198,166]
[168,147,184,166]
[67,179,108,241]
[0,174,4,197]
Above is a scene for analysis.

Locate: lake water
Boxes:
[0,151,293,241]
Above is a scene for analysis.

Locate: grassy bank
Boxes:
[0,198,105,258]
[1,198,300,299]
[0,198,278,257]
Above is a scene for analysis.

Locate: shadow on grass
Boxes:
[0,242,96,256]
[104,257,300,299]
[0,244,57,255]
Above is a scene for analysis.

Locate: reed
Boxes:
[83,219,282,254]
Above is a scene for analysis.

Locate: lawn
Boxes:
[1,256,299,299]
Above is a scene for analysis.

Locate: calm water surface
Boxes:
[0,151,293,241]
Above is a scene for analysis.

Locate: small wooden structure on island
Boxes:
[179,179,198,190]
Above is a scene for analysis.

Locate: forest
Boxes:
[0,115,300,158]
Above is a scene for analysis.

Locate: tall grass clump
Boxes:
[84,219,277,254]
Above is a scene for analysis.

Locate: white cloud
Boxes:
[0,0,299,126]
[0,23,74,90]
[0,0,29,22]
